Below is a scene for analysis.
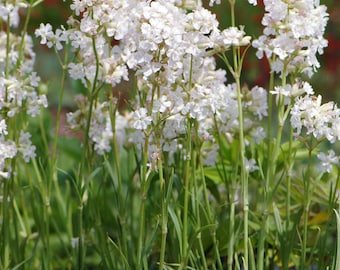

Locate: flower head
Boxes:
[253,0,329,77]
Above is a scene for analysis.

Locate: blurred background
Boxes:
[29,0,340,107]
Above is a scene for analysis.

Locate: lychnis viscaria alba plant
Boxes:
[1,0,338,269]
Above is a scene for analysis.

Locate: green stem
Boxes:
[16,2,34,69]
[229,0,236,27]
[301,143,313,269]
[4,14,11,101]
[158,149,168,270]
[76,36,100,270]
[136,134,149,269]
[257,68,275,270]
[52,49,69,161]
[1,175,11,269]
[110,101,128,259]
[228,201,236,270]
[235,75,248,270]
[282,126,294,270]
[180,120,192,269]
[226,2,248,267]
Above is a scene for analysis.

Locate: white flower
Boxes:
[0,4,21,28]
[132,108,152,130]
[35,23,54,48]
[270,85,292,105]
[152,95,172,113]
[214,26,251,51]
[92,115,113,155]
[317,150,339,173]
[0,170,9,179]
[18,131,36,162]
[244,158,259,172]
[0,139,17,161]
[250,127,266,144]
[53,26,68,50]
[0,119,7,136]
[246,86,268,120]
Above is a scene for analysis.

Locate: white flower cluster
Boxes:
[0,2,47,178]
[291,94,340,143]
[36,0,265,164]
[253,0,329,77]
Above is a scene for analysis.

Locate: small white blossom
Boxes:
[244,158,259,173]
[35,23,54,48]
[317,150,339,174]
[0,170,9,179]
[250,127,266,144]
[18,131,36,162]
[0,119,7,136]
[213,26,251,51]
[132,108,152,130]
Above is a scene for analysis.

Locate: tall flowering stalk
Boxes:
[252,0,330,269]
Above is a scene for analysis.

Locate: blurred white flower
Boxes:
[18,131,36,162]
[317,150,339,174]
[133,108,152,130]
[0,119,7,136]
[244,158,259,173]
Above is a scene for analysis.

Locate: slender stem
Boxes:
[257,68,275,270]
[301,143,313,269]
[266,65,275,174]
[4,14,11,102]
[16,2,33,69]
[1,12,12,270]
[180,120,192,269]
[109,101,128,259]
[229,0,236,27]
[282,125,294,270]
[226,2,248,267]
[76,36,100,270]
[136,134,149,269]
[52,48,69,161]
[158,146,167,270]
[1,173,11,269]
[235,75,248,270]
[228,201,236,270]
